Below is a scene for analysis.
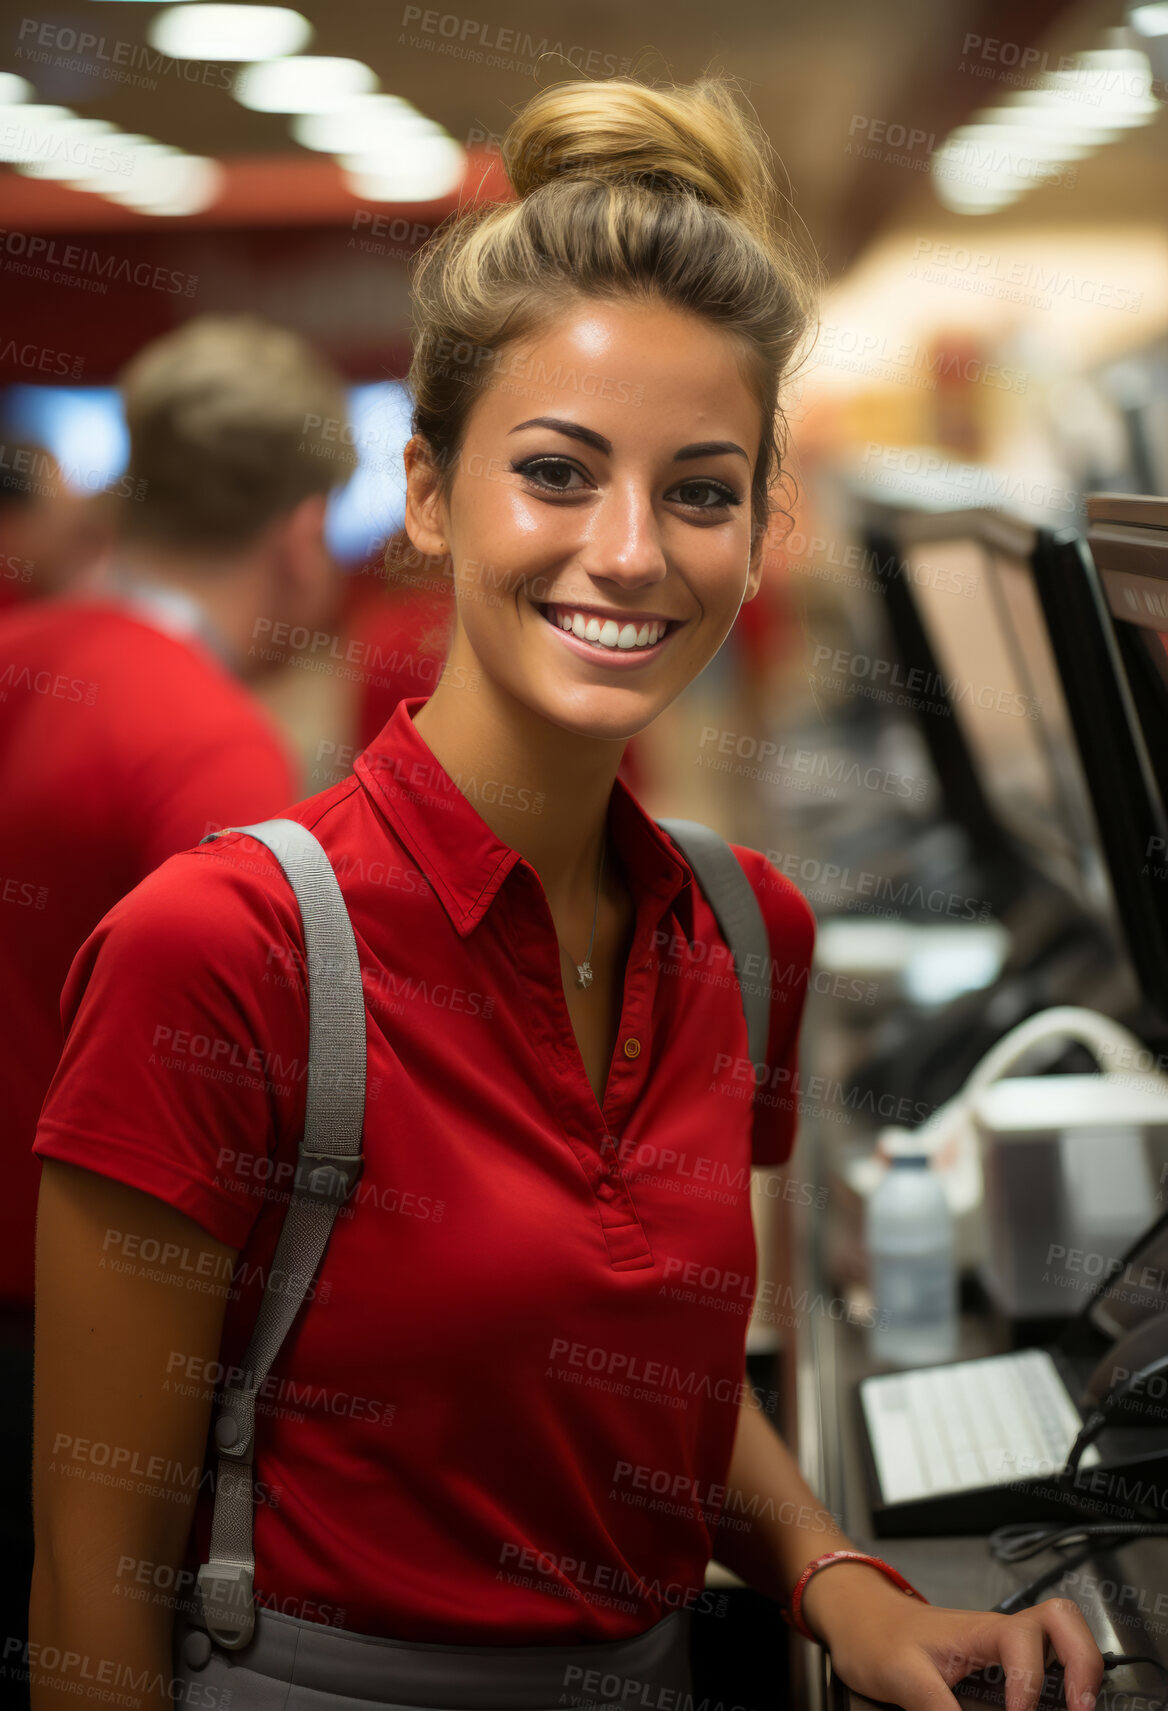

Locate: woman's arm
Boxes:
[714,1387,1105,1711]
[31,1160,238,1711]
[711,1380,853,1600]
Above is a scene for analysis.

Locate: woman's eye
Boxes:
[511,460,741,512]
[511,457,586,493]
[673,479,741,511]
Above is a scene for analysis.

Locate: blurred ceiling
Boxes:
[2,0,1143,272]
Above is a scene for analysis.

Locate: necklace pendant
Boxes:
[576,960,594,990]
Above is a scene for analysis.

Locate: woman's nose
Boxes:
[578,482,669,586]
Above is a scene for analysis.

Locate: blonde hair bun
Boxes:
[501,73,781,253]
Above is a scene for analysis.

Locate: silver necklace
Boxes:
[557,839,605,990]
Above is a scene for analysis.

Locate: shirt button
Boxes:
[623,1037,641,1059]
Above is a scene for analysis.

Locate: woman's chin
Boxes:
[521,677,663,744]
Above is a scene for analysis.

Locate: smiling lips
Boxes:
[538,601,679,653]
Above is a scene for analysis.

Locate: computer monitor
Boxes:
[862,505,1168,1019]
[0,384,128,499]
[1030,515,1168,1024]
[859,519,1003,866]
[0,380,408,565]
[868,508,1108,912]
[1083,494,1168,974]
[1085,495,1168,800]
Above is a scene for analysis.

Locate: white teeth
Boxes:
[549,605,666,651]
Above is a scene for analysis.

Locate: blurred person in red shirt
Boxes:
[0,314,355,1686]
[0,435,114,615]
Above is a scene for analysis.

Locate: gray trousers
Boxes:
[173,1602,695,1709]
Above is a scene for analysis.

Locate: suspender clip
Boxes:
[196,1560,255,1651]
[293,1150,364,1205]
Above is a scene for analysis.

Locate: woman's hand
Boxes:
[800,1562,1105,1711]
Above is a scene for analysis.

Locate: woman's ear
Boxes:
[742,519,770,604]
[403,435,449,560]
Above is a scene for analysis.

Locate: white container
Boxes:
[866,1153,958,1366]
[972,1073,1168,1318]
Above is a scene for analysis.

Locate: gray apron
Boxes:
[172,1600,694,1709]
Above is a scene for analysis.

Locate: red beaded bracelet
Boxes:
[783,1550,929,1644]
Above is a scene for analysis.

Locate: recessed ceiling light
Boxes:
[931,138,1028,209]
[13,119,122,180]
[932,179,1022,214]
[934,133,1041,189]
[234,55,377,112]
[1130,2,1168,34]
[109,154,224,215]
[0,105,78,163]
[931,34,1162,215]
[976,102,1119,147]
[342,135,465,203]
[952,121,1094,164]
[1004,88,1140,136]
[148,4,311,62]
[0,74,34,105]
[292,95,428,153]
[61,131,164,186]
[1043,51,1160,125]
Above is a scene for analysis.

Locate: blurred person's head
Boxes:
[402,70,817,746]
[115,314,357,672]
[0,436,113,605]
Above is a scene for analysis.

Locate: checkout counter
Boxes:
[707,494,1168,1709]
[782,1015,1168,1711]
[701,977,1168,1707]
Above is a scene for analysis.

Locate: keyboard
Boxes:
[861,1348,1103,1505]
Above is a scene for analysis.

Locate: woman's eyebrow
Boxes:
[675,439,749,463]
[508,416,749,463]
[508,416,611,454]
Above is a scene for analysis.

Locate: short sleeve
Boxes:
[729,845,817,1170]
[32,838,308,1251]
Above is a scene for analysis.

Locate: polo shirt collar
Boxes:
[355,695,697,949]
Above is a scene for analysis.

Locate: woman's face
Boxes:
[404,298,767,741]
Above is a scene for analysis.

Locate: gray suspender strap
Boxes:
[194,818,367,1651]
[655,818,771,1076]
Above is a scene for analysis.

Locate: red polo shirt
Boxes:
[0,594,298,1308]
[33,693,815,1643]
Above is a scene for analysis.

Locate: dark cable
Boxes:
[987,1522,1168,1617]
[1101,1651,1168,1711]
[1059,1352,1168,1485]
[990,1522,1168,1562]
[1104,1653,1168,1674]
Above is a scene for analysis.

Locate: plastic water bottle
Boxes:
[865,1152,957,1366]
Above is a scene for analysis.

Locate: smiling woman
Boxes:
[28,62,1106,1711]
